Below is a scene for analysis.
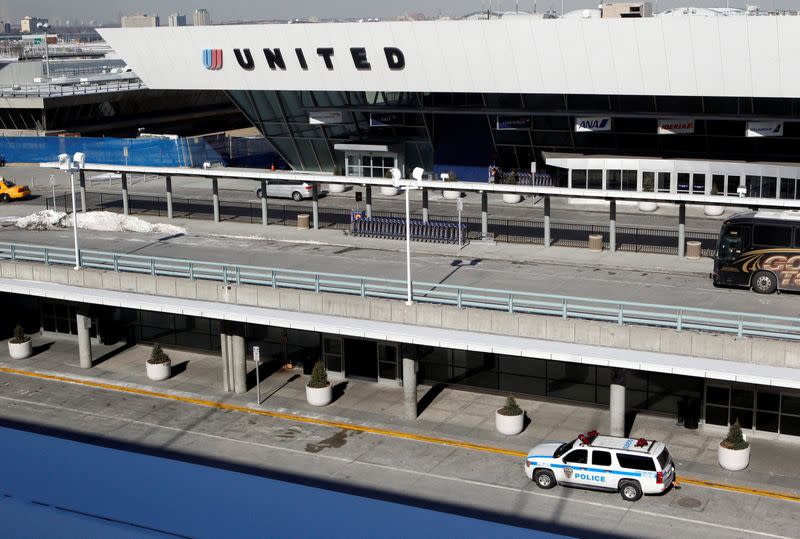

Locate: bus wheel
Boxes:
[752,271,777,294]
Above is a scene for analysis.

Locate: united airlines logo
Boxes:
[203,49,223,70]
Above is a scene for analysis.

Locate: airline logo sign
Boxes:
[658,118,694,135]
[575,117,611,132]
[746,121,783,137]
[203,49,223,70]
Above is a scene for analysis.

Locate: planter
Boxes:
[718,443,750,471]
[638,201,658,212]
[495,410,524,435]
[146,360,171,381]
[704,205,725,217]
[327,183,346,193]
[502,193,523,204]
[8,339,32,359]
[306,383,333,406]
[380,186,400,196]
[442,189,462,200]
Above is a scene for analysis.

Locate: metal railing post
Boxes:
[457,288,463,309]
[44,248,49,265]
[189,262,194,280]
[738,317,744,338]
[150,258,156,276]
[271,269,277,288]
[562,298,568,319]
[315,274,320,293]
[360,278,366,298]
[618,305,624,326]
[508,294,514,313]
[677,310,683,331]
[223,265,228,285]
[10,245,15,261]
[236,266,241,285]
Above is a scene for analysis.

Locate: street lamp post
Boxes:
[391,167,424,306]
[36,22,51,78]
[58,152,85,270]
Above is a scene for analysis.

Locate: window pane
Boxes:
[731,408,753,429]
[705,405,728,426]
[658,172,671,192]
[592,450,612,466]
[622,170,637,191]
[616,454,656,471]
[782,395,800,415]
[780,178,796,200]
[677,173,690,193]
[762,176,777,198]
[642,171,655,192]
[753,225,792,247]
[563,449,588,464]
[379,361,397,380]
[731,388,754,408]
[757,391,780,412]
[746,175,761,197]
[607,170,622,190]
[712,174,725,195]
[588,170,603,189]
[572,169,587,189]
[706,386,729,406]
[780,415,800,436]
[756,411,779,433]
[692,173,706,194]
[726,175,740,196]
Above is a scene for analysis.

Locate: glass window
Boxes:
[782,395,800,415]
[780,415,800,436]
[718,225,750,259]
[592,450,612,466]
[616,454,656,471]
[642,171,655,192]
[762,176,777,198]
[572,170,588,189]
[677,173,690,193]
[705,405,728,426]
[588,170,603,189]
[753,225,792,247]
[757,391,780,412]
[658,172,671,192]
[780,178,797,200]
[711,174,725,196]
[731,388,754,408]
[706,385,730,406]
[756,411,779,433]
[563,449,588,464]
[607,170,622,190]
[656,448,671,470]
[732,408,753,429]
[726,175,740,196]
[746,175,761,197]
[692,173,706,194]
[622,170,637,191]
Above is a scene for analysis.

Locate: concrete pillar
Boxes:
[402,355,417,420]
[76,306,92,369]
[543,195,551,247]
[165,176,173,219]
[481,191,488,240]
[231,325,247,394]
[312,183,319,230]
[365,185,373,218]
[421,188,429,223]
[609,371,626,437]
[212,178,220,223]
[220,326,231,392]
[78,171,87,213]
[609,199,617,252]
[260,179,268,227]
[678,202,686,258]
[121,172,129,216]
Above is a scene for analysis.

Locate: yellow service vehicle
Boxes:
[0,177,30,202]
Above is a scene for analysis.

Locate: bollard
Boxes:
[588,234,603,252]
[686,241,701,260]
[297,213,310,229]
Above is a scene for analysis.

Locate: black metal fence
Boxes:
[46,192,718,256]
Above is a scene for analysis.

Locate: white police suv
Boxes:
[524,431,675,501]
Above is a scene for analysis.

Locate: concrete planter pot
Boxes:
[8,339,32,359]
[718,443,750,471]
[502,193,523,204]
[704,205,725,216]
[306,383,333,406]
[638,201,658,212]
[380,186,400,196]
[495,410,524,435]
[146,360,171,381]
[442,189,462,200]
[327,183,346,193]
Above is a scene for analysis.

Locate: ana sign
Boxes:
[746,121,783,137]
[575,117,611,132]
[657,118,694,135]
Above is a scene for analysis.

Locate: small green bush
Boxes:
[721,420,749,450]
[10,324,28,344]
[148,343,170,365]
[498,395,523,416]
[308,360,329,389]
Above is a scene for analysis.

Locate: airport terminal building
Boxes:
[101,17,800,200]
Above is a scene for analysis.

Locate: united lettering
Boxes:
[230,46,405,72]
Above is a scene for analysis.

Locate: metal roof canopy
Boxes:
[6,278,800,390]
[39,162,800,210]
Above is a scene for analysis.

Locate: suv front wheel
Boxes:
[533,469,556,489]
[619,480,643,502]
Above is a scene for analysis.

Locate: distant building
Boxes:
[121,14,160,28]
[193,9,212,26]
[20,16,48,33]
[0,20,11,34]
[168,13,187,27]
[600,2,653,18]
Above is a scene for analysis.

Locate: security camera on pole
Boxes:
[58,152,85,270]
[390,167,424,306]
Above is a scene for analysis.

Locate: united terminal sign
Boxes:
[203,46,406,72]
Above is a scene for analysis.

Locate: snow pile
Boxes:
[15,210,185,235]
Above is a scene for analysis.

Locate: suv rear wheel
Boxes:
[619,480,643,502]
[533,469,556,489]
[751,271,777,294]
[291,191,303,201]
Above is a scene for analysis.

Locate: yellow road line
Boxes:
[2,365,799,504]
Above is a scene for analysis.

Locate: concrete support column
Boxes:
[402,354,418,420]
[260,180,268,227]
[78,171,87,213]
[609,199,617,252]
[678,202,686,258]
[76,305,92,369]
[231,324,247,394]
[481,191,488,240]
[312,183,319,230]
[212,178,220,223]
[609,370,626,437]
[165,176,173,219]
[543,195,551,247]
[121,172,129,216]
[421,188,429,223]
[364,185,373,218]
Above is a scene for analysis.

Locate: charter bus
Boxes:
[713,211,800,294]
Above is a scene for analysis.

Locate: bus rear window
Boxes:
[754,225,792,247]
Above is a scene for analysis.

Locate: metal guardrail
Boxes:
[1,242,798,341]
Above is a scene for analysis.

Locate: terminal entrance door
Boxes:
[322,335,400,383]
[345,152,398,178]
[344,337,378,380]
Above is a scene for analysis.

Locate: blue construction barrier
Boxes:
[351,216,467,244]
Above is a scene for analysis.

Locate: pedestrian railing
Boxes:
[1,242,798,341]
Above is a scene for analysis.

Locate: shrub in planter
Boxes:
[145,343,172,381]
[8,323,32,359]
[718,420,751,471]
[496,395,524,435]
[306,360,333,406]
[638,176,658,212]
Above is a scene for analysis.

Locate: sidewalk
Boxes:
[3,335,797,497]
